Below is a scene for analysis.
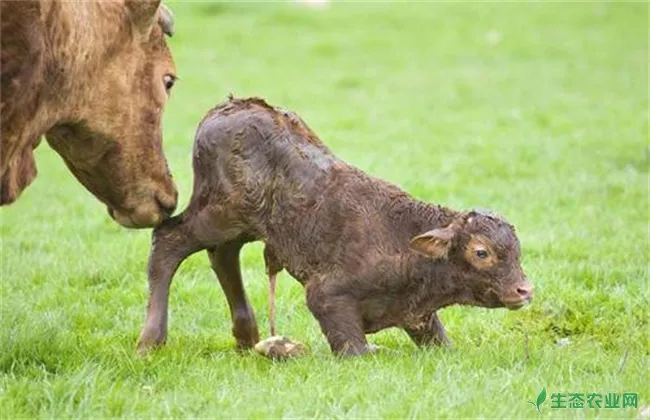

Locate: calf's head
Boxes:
[44,1,178,228]
[410,210,534,310]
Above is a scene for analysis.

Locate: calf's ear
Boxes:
[409,227,455,259]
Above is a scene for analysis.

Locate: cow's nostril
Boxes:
[155,195,176,217]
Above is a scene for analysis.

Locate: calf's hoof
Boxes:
[234,334,260,351]
[438,338,453,349]
[254,336,308,360]
[427,337,452,349]
[359,344,395,355]
[136,328,166,356]
[337,343,391,357]
[232,314,260,350]
[365,344,387,353]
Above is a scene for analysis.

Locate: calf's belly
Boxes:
[362,317,397,334]
[361,301,399,333]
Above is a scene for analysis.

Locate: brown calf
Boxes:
[136,96,534,356]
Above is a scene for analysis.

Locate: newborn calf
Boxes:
[136,96,534,356]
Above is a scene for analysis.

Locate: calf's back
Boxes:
[189,97,451,282]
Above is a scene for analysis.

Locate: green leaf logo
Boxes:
[528,387,547,414]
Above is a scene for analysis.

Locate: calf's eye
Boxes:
[476,249,488,259]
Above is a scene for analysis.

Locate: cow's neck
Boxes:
[3,1,127,149]
[0,1,127,204]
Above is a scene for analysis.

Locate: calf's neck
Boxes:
[137,96,534,356]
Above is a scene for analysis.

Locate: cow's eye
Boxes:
[476,249,488,259]
[163,74,176,93]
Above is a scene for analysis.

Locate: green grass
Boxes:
[1,1,648,418]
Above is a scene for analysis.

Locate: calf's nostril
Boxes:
[516,286,533,298]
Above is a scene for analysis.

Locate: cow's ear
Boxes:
[126,0,162,36]
[409,226,456,259]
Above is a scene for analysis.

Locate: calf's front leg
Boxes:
[136,216,203,355]
[403,312,451,348]
[306,283,370,356]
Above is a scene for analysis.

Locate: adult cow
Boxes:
[1,0,179,228]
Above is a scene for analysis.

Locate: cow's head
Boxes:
[45,1,178,228]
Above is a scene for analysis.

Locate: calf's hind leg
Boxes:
[137,216,204,355]
[208,242,260,349]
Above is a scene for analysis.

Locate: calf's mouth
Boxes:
[499,283,534,310]
[501,297,532,310]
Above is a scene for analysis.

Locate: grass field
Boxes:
[1,1,648,418]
